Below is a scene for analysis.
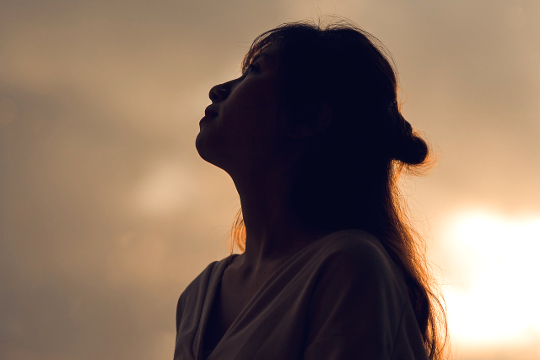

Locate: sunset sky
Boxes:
[1,0,539,359]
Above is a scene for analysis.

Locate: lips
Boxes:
[204,105,219,117]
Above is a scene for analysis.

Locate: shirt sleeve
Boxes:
[302,238,422,360]
[175,293,184,336]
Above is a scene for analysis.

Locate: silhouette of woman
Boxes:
[175,17,447,360]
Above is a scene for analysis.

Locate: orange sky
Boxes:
[1,1,539,359]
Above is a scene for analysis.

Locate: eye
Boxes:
[245,63,259,75]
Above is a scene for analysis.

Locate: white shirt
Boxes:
[174,229,429,360]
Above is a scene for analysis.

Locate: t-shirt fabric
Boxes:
[173,229,429,360]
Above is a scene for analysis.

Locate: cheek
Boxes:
[224,104,280,146]
[228,80,280,118]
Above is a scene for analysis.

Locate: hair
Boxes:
[228,16,448,360]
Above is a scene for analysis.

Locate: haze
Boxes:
[1,1,539,359]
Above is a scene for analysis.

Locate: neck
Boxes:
[230,165,328,277]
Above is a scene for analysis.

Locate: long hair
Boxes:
[228,17,448,360]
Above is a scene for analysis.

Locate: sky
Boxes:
[0,0,539,359]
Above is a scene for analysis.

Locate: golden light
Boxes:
[441,210,540,347]
[133,160,196,217]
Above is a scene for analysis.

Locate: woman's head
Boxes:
[198,19,429,179]
[232,19,431,231]
[240,19,429,168]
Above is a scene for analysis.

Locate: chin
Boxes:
[195,132,212,163]
[196,131,226,169]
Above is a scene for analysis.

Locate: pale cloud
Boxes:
[1,0,539,359]
[132,160,197,217]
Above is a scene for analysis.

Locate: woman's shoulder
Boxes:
[177,255,233,307]
[175,255,234,332]
[314,229,397,274]
[320,228,385,250]
[305,229,408,299]
[303,230,420,358]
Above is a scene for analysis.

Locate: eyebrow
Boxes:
[251,52,271,63]
[242,52,272,74]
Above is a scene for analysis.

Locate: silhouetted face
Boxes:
[196,47,286,175]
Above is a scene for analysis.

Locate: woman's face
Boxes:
[196,46,287,174]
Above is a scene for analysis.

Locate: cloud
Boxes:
[0,0,539,359]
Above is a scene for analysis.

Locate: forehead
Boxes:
[251,52,272,63]
[243,42,281,69]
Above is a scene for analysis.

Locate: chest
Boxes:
[201,274,267,358]
[174,258,324,360]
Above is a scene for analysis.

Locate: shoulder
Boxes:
[305,229,410,314]
[175,256,232,330]
[177,255,231,304]
[303,230,415,356]
[315,229,400,284]
[180,260,215,295]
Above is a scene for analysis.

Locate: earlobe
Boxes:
[289,102,333,139]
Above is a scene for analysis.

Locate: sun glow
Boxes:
[441,210,540,347]
[133,160,196,217]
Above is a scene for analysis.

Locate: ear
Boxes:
[288,102,332,139]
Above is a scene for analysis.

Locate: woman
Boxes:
[175,18,447,360]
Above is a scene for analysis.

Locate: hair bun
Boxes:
[387,109,428,165]
[394,132,428,165]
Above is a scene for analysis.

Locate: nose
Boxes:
[209,82,230,103]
